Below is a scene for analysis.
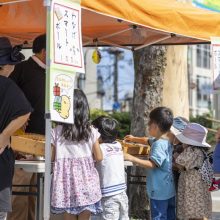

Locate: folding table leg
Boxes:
[39,174,44,220]
[36,174,40,220]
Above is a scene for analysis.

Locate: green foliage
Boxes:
[90,109,131,139]
[110,112,131,138]
[90,108,109,121]
[190,113,212,128]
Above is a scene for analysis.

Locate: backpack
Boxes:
[196,150,214,187]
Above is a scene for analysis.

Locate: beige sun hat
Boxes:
[175,122,211,148]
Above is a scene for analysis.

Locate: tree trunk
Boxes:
[129,46,167,219]
[162,45,189,119]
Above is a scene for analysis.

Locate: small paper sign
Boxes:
[50,71,75,123]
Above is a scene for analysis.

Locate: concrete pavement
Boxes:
[212,190,220,220]
[49,191,220,220]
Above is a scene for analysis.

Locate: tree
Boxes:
[128,46,167,219]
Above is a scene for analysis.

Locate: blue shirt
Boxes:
[213,142,220,173]
[146,138,176,200]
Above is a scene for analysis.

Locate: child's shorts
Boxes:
[0,212,7,220]
[93,191,129,220]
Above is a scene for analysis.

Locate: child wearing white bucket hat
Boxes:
[174,123,212,220]
[175,123,211,148]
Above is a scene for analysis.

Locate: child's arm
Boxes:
[124,152,156,169]
[93,140,103,162]
[124,135,148,145]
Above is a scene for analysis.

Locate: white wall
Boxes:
[81,48,101,110]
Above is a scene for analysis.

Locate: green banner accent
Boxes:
[193,0,220,12]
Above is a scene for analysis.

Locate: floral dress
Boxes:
[50,125,102,215]
[175,146,212,220]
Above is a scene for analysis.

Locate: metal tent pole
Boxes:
[44,1,52,219]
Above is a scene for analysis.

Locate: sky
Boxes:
[22,48,134,111]
[97,48,134,111]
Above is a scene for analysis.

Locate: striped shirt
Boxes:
[96,142,127,197]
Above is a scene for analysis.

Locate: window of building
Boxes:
[196,75,212,108]
[77,73,85,90]
[196,45,202,67]
[196,45,210,69]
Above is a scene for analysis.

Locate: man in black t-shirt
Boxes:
[10,34,46,135]
[0,37,32,220]
[8,34,46,220]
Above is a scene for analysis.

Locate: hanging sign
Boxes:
[50,71,75,123]
[192,0,220,12]
[49,0,84,123]
[211,37,220,90]
[51,0,84,73]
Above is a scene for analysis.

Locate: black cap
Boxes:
[0,37,25,65]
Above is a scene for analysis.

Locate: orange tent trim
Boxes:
[0,0,220,47]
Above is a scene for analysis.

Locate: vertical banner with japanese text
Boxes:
[52,0,84,72]
[211,37,220,91]
[49,0,84,124]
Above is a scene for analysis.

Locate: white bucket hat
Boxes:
[170,117,188,135]
[175,122,211,148]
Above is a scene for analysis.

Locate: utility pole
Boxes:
[108,48,123,104]
[113,51,119,103]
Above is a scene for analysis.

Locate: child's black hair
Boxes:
[92,116,119,143]
[61,89,91,142]
[149,106,173,133]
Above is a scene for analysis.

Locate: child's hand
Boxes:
[173,163,184,171]
[124,135,134,142]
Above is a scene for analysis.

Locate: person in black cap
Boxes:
[0,37,32,220]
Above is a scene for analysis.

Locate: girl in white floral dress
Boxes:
[51,89,103,220]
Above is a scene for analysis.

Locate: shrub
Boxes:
[90,108,109,121]
[90,109,131,139]
[110,112,131,139]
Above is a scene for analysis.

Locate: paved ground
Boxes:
[50,191,220,220]
[212,190,220,220]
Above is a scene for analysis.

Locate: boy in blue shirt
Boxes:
[124,107,175,220]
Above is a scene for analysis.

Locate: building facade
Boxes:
[188,45,213,116]
[76,48,102,109]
